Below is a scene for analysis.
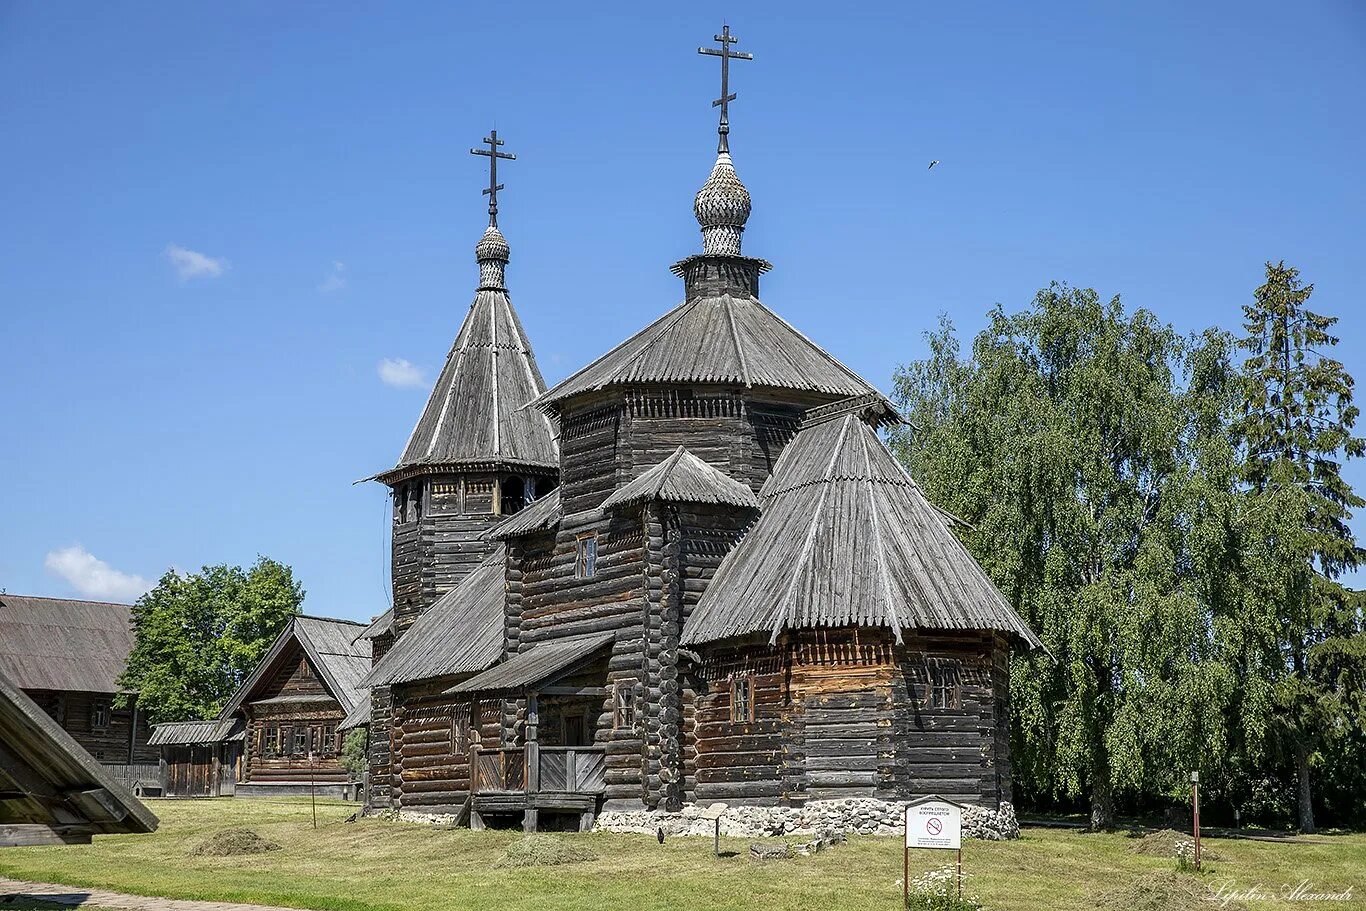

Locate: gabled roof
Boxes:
[0,594,135,694]
[380,287,558,481]
[487,488,562,540]
[446,633,615,695]
[601,446,759,511]
[533,293,882,410]
[361,547,508,689]
[0,670,158,844]
[682,414,1041,648]
[215,615,370,734]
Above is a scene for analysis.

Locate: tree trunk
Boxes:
[1294,745,1316,834]
[1089,775,1115,831]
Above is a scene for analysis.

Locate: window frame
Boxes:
[90,699,110,731]
[575,532,599,580]
[612,680,637,731]
[729,673,754,724]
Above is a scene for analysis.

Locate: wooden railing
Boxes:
[470,746,606,795]
[471,747,526,793]
[536,746,606,794]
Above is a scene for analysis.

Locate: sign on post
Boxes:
[905,799,962,850]
[903,796,966,906]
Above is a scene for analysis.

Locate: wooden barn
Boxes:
[354,46,1039,830]
[159,615,371,799]
[148,719,244,798]
[0,594,159,794]
[0,669,158,846]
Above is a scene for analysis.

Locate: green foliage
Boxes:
[890,264,1366,830]
[891,286,1241,826]
[341,728,369,781]
[1232,262,1365,832]
[117,556,303,725]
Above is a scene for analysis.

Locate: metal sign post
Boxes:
[904,795,965,905]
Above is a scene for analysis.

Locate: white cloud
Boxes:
[319,260,347,293]
[378,357,426,388]
[165,243,228,280]
[44,545,151,601]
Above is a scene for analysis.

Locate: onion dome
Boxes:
[475,224,510,289]
[694,151,751,256]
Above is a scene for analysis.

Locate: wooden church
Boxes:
[356,28,1039,830]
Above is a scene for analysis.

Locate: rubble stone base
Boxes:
[594,798,1019,840]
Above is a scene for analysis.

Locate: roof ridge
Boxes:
[0,594,132,608]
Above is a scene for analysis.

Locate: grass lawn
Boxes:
[0,798,1360,911]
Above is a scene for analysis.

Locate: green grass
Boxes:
[0,799,1360,911]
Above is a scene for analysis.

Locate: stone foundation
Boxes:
[595,798,1019,841]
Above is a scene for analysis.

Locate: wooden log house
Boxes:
[0,594,159,794]
[157,615,371,799]
[355,86,1040,829]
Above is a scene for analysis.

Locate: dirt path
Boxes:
[0,878,318,911]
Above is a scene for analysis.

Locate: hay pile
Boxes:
[496,833,599,868]
[1128,828,1222,861]
[191,828,282,857]
[1097,871,1244,911]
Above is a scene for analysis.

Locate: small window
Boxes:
[411,482,423,522]
[613,681,637,730]
[321,725,336,756]
[90,699,110,731]
[730,673,754,723]
[299,659,312,679]
[919,658,961,710]
[294,727,309,756]
[575,533,598,579]
[452,703,471,754]
[394,488,407,524]
[500,477,526,515]
[264,726,279,758]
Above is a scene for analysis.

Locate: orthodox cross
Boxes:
[698,25,753,153]
[470,130,516,227]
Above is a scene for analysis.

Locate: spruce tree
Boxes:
[1235,261,1365,832]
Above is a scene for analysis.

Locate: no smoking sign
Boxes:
[905,798,962,850]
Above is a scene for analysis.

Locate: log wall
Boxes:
[692,628,1014,807]
[27,690,156,764]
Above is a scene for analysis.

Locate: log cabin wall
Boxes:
[366,630,395,809]
[505,505,649,808]
[691,628,1013,808]
[389,680,504,812]
[28,690,156,764]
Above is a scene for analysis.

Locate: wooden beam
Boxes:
[537,686,608,697]
[0,823,93,847]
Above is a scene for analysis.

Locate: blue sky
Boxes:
[3,1,1364,620]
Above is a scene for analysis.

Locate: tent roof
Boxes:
[682,413,1041,648]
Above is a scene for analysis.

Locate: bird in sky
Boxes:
[928,160,940,169]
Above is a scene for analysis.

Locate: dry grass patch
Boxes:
[1096,869,1245,911]
[496,834,599,868]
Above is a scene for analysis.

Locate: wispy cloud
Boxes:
[44,545,151,601]
[378,358,426,388]
[319,260,347,293]
[165,243,228,280]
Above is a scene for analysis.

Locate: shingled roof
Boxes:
[487,488,562,540]
[361,547,507,689]
[534,293,882,410]
[379,284,558,481]
[215,615,371,735]
[0,595,134,694]
[601,446,759,511]
[682,413,1041,648]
